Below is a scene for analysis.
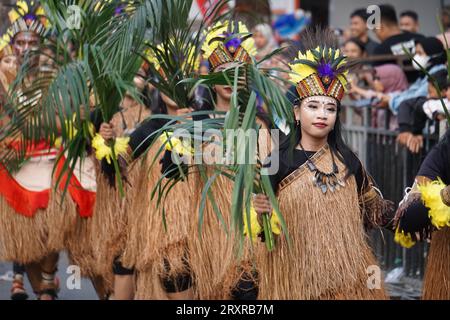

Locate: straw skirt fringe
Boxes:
[253,146,388,299]
[422,228,450,300]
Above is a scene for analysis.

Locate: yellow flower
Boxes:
[54,137,62,149]
[92,134,130,164]
[243,205,281,243]
[270,211,281,235]
[114,136,130,155]
[53,117,95,149]
[418,179,450,229]
[243,206,263,243]
[394,227,416,248]
[159,132,194,156]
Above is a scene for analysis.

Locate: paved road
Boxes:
[1,254,423,300]
[0,251,98,300]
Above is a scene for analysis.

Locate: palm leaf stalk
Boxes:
[220,59,294,251]
[127,0,232,226]
[1,0,167,197]
[144,45,295,250]
[141,0,230,109]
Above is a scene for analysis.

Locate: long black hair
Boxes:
[280,101,360,179]
[279,27,361,178]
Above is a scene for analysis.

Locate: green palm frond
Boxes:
[141,44,295,251]
[142,0,231,109]
[0,0,168,198]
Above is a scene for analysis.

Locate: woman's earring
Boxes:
[296,120,301,127]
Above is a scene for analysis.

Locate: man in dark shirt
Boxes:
[400,10,420,34]
[373,4,425,82]
[349,8,379,55]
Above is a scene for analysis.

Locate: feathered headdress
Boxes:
[289,28,350,102]
[202,20,257,71]
[144,40,200,74]
[8,0,48,38]
[94,0,133,15]
[0,30,14,59]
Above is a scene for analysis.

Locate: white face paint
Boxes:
[13,31,40,66]
[294,95,338,140]
[298,96,338,117]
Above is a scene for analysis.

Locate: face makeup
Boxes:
[298,96,338,117]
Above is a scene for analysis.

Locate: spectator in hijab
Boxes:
[253,23,278,66]
[349,64,409,129]
[377,37,447,115]
[372,64,409,129]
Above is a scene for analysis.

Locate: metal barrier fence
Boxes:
[342,105,443,279]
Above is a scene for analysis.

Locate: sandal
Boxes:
[37,288,58,300]
[54,276,60,293]
[10,279,29,300]
[37,271,59,300]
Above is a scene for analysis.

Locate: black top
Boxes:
[398,130,450,234]
[90,108,104,132]
[373,32,424,56]
[417,130,450,184]
[397,96,429,134]
[264,147,366,194]
[373,31,425,82]
[129,117,169,159]
[129,110,212,160]
[364,37,379,56]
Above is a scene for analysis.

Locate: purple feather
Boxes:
[114,4,125,16]
[224,34,242,53]
[23,13,37,21]
[317,62,335,80]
